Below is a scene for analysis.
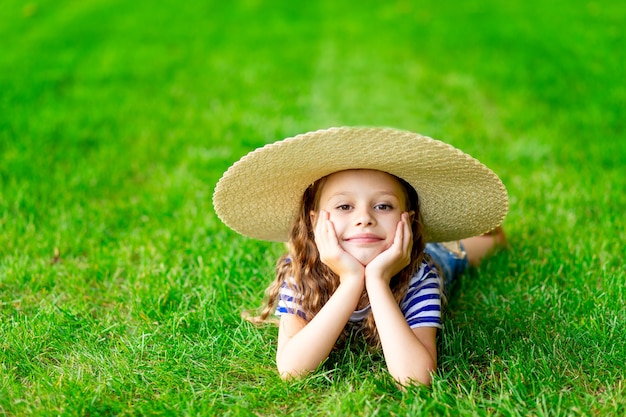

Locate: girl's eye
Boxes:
[336,204,352,211]
[375,203,393,211]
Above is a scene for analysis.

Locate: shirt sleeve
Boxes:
[275,280,307,319]
[400,261,442,329]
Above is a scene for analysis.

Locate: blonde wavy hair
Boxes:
[252,171,427,348]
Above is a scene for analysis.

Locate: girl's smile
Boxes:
[343,233,384,243]
[314,169,409,265]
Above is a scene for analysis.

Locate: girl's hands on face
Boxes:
[314,210,365,283]
[365,212,413,284]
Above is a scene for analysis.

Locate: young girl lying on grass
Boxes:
[213,127,508,386]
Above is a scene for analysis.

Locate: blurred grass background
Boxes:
[1,0,624,415]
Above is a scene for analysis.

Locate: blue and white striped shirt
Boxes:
[276,260,442,329]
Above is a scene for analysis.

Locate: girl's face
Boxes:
[313,169,410,266]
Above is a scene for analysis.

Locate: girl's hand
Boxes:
[314,210,365,283]
[365,212,413,284]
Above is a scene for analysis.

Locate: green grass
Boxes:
[1,0,624,415]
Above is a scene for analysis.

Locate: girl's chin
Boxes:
[345,248,384,266]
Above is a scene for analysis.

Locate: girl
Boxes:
[213,127,508,386]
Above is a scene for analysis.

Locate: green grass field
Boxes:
[1,0,624,415]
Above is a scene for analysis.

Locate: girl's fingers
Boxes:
[315,210,336,251]
[393,213,409,250]
[391,213,412,264]
[315,210,340,257]
[324,216,340,247]
[402,212,413,252]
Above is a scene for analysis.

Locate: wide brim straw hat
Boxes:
[213,127,508,243]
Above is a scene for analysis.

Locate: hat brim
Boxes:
[213,127,508,242]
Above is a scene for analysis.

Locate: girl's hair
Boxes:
[255,171,427,348]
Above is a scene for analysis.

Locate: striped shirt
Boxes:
[276,260,442,329]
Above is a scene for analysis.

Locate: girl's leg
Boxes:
[460,226,507,267]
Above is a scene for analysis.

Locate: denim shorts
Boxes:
[424,242,469,292]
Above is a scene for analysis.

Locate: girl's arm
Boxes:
[276,277,363,379]
[365,213,437,385]
[365,278,438,386]
[276,210,365,379]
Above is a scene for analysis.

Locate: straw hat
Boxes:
[213,127,508,243]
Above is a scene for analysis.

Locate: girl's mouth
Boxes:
[344,234,383,244]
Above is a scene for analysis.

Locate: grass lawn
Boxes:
[1,0,625,415]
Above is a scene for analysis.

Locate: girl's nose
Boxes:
[354,208,375,226]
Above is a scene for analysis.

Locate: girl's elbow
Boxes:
[278,370,294,381]
[278,368,311,381]
[276,361,310,381]
[391,361,436,387]
[394,372,433,387]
